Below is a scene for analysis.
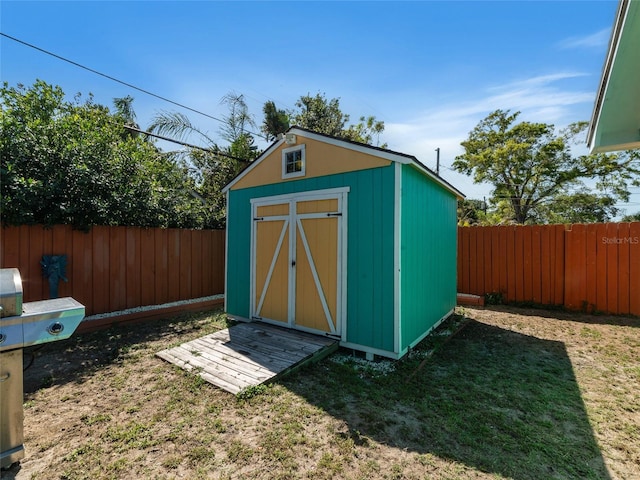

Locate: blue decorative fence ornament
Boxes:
[41,255,68,299]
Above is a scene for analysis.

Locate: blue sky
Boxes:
[2,1,633,212]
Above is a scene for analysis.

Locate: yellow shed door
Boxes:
[253,202,291,324]
[251,192,345,337]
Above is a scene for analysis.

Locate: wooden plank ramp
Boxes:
[156,322,338,394]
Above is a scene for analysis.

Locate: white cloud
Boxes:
[558,28,610,50]
[383,72,597,199]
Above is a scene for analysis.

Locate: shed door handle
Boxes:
[0,373,10,382]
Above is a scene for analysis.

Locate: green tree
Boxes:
[457,199,487,226]
[112,95,138,128]
[285,92,386,146]
[218,92,256,145]
[148,110,218,152]
[342,115,387,147]
[453,109,640,224]
[261,100,290,141]
[148,92,259,228]
[532,193,618,224]
[622,211,640,222]
[0,80,204,230]
[112,95,145,141]
[291,93,348,136]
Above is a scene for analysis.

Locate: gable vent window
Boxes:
[282,144,305,179]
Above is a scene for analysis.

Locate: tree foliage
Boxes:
[0,80,207,230]
[261,100,290,141]
[342,115,387,147]
[291,93,348,137]
[262,92,386,146]
[532,193,619,224]
[112,95,138,128]
[457,198,487,226]
[2,82,390,231]
[621,211,640,222]
[218,92,256,145]
[453,109,640,224]
[148,92,259,228]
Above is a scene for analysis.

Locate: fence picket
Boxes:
[468,227,478,295]
[540,226,551,305]
[531,226,542,303]
[585,225,598,312]
[212,229,225,294]
[71,229,93,314]
[483,227,493,294]
[617,223,630,315]
[141,229,156,307]
[192,231,203,299]
[179,229,192,301]
[154,228,168,304]
[26,226,44,301]
[474,226,482,294]
[40,227,53,299]
[1,227,20,274]
[514,227,525,302]
[92,226,110,315]
[52,225,72,298]
[505,226,516,303]
[596,224,608,313]
[459,227,470,294]
[167,229,181,303]
[110,226,127,311]
[553,225,565,305]
[126,227,142,309]
[605,223,619,314]
[498,226,508,297]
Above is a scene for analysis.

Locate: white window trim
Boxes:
[282,144,306,179]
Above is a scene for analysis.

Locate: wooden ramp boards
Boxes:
[156,322,338,394]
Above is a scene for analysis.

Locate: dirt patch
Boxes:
[2,306,638,479]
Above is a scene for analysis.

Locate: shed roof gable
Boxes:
[223,127,464,199]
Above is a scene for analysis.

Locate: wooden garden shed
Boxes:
[223,127,464,360]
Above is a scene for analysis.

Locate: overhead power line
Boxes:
[0,32,268,140]
[124,125,251,164]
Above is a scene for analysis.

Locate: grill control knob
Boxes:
[47,322,64,336]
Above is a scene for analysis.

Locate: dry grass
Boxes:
[5,306,639,479]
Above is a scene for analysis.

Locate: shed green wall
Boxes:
[226,165,396,353]
[399,164,458,353]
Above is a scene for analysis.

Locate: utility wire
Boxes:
[124,125,251,163]
[0,32,268,140]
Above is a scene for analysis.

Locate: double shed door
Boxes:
[251,190,347,337]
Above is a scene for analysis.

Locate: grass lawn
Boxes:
[8,305,639,479]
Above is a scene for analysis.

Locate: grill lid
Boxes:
[0,268,23,318]
[0,268,85,351]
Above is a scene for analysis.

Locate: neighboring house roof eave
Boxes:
[588,0,640,153]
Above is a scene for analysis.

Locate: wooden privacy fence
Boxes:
[457,223,640,315]
[0,225,225,316]
[4,223,637,319]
